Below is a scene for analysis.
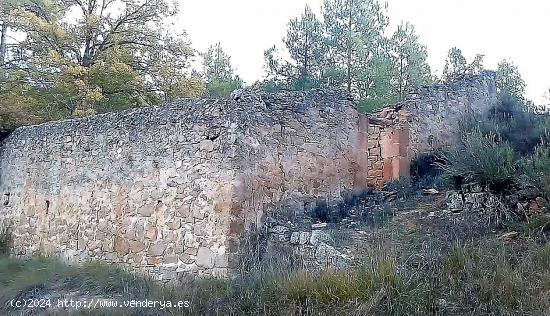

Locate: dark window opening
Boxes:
[3,193,10,206]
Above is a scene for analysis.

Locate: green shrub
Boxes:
[206,78,243,98]
[439,128,518,191]
[482,92,549,155]
[0,222,12,256]
[459,92,549,156]
[523,145,550,200]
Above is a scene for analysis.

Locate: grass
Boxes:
[0,257,152,303]
[3,210,550,315]
[524,145,550,201]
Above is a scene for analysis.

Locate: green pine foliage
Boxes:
[202,43,243,98]
[263,0,432,111]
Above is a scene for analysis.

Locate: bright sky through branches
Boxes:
[179,0,550,104]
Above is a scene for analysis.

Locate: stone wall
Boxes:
[0,100,238,280]
[0,72,498,280]
[0,89,372,281]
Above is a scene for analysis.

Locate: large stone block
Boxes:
[114,237,130,255]
[148,242,167,256]
[138,203,156,217]
[196,247,215,268]
[129,240,146,253]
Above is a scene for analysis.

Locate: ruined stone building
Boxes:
[0,72,497,280]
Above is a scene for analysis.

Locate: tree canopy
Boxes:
[496,59,526,102]
[263,0,432,112]
[202,42,243,98]
[0,0,542,132]
[389,22,431,100]
[0,0,205,132]
[265,5,326,91]
[442,47,484,82]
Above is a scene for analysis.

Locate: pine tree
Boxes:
[442,47,484,82]
[443,47,467,82]
[322,0,389,99]
[264,5,326,90]
[389,22,432,100]
[284,5,326,90]
[203,43,235,81]
[202,43,242,98]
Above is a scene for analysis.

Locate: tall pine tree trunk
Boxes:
[399,56,404,100]
[0,22,7,66]
[303,31,309,90]
[346,0,352,93]
[0,22,7,80]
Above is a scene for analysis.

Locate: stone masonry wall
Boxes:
[0,89,372,281]
[0,101,239,280]
[0,72,498,279]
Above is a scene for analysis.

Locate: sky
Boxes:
[178,0,550,104]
